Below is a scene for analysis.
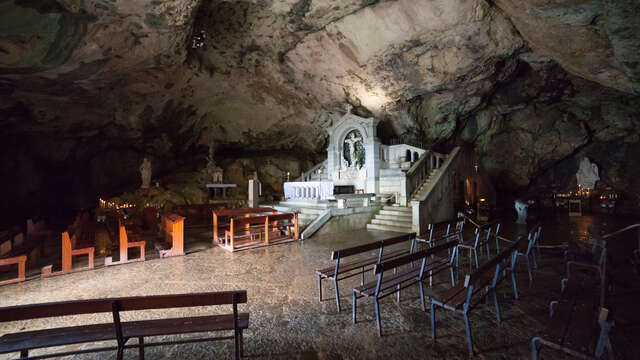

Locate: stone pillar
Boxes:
[249,180,260,208]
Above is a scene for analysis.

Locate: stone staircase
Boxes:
[410,168,440,201]
[366,205,413,233]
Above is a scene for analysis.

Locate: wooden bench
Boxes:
[428,237,523,355]
[105,215,146,266]
[224,215,268,249]
[41,231,95,277]
[263,213,298,243]
[531,278,614,359]
[213,208,277,244]
[316,233,417,312]
[158,214,185,258]
[352,241,458,336]
[0,290,249,360]
[221,213,298,252]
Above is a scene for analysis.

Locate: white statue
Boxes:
[576,157,599,190]
[344,132,362,168]
[345,103,353,114]
[515,199,528,224]
[140,157,152,189]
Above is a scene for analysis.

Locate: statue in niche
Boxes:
[205,144,224,183]
[345,103,353,114]
[576,157,599,190]
[140,157,152,189]
[343,130,364,169]
[514,199,528,224]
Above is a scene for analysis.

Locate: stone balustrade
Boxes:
[284,181,334,201]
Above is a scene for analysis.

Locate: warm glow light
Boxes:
[348,82,392,111]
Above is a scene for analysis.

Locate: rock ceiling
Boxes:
[1,0,640,217]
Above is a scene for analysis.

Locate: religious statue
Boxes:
[140,157,152,189]
[344,132,363,168]
[514,199,528,224]
[576,157,599,190]
[345,103,353,114]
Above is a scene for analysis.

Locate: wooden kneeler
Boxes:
[42,232,94,277]
[159,214,185,258]
[105,217,145,266]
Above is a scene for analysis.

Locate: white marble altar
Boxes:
[284,181,334,201]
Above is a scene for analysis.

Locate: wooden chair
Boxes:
[42,231,94,277]
[105,216,145,266]
[158,214,185,258]
[516,226,541,285]
[456,226,493,270]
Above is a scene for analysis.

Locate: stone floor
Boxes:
[1,215,639,359]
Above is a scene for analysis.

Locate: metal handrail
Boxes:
[601,223,640,239]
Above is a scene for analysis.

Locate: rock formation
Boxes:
[1,0,640,224]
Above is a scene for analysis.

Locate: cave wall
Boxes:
[1,0,640,226]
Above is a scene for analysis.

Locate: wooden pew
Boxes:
[0,290,249,360]
[263,213,298,243]
[212,207,277,244]
[105,216,146,266]
[158,214,185,258]
[42,231,95,277]
[352,241,458,336]
[316,233,417,312]
[428,237,523,355]
[223,215,269,250]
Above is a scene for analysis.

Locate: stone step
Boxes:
[379,209,413,217]
[371,218,412,227]
[382,205,411,212]
[374,214,411,222]
[274,205,326,215]
[366,223,413,233]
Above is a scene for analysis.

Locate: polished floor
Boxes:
[0,215,638,359]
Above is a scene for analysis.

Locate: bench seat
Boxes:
[0,313,250,354]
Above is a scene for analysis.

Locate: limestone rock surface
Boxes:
[2,0,640,223]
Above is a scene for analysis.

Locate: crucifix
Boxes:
[344,132,362,168]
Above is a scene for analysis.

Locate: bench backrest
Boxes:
[214,208,276,217]
[231,215,269,227]
[466,236,523,286]
[374,241,457,275]
[585,228,607,266]
[268,213,294,222]
[331,233,416,260]
[0,290,248,323]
